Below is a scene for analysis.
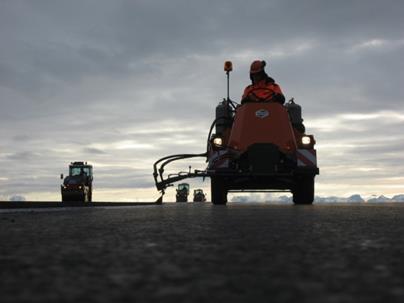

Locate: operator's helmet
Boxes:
[250,60,266,74]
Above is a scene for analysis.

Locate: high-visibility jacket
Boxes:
[241,77,285,104]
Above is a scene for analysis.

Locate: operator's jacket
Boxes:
[241,77,285,105]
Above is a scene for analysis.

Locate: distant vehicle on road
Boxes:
[176,183,189,202]
[61,162,93,203]
[193,189,206,202]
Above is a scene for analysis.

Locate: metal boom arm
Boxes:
[153,153,208,193]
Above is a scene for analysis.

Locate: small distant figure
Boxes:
[241,60,285,104]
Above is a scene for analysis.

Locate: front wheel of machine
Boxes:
[293,176,314,205]
[211,177,228,205]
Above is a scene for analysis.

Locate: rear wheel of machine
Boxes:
[211,177,228,205]
[293,176,314,205]
[88,187,92,202]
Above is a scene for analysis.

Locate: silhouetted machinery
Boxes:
[193,189,206,202]
[176,183,190,202]
[153,61,319,205]
[61,162,93,203]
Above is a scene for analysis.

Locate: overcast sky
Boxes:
[0,0,403,201]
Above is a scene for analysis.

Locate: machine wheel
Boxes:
[88,187,92,202]
[293,176,314,205]
[176,195,188,202]
[211,177,228,205]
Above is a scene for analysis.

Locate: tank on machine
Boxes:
[193,189,206,202]
[153,61,319,205]
[176,183,190,202]
[61,162,93,203]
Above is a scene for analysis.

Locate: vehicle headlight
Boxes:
[213,137,223,147]
[302,136,311,145]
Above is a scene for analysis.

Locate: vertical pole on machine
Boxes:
[224,61,233,102]
[226,70,230,101]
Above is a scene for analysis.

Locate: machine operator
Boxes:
[241,60,285,105]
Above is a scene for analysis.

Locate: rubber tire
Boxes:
[176,195,188,202]
[88,186,92,202]
[211,177,228,205]
[293,176,314,205]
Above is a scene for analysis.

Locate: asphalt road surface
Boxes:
[1,203,404,302]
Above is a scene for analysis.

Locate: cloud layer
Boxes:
[0,0,403,200]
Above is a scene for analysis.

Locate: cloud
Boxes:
[349,38,404,53]
[6,151,40,161]
[82,147,107,155]
[0,1,404,200]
